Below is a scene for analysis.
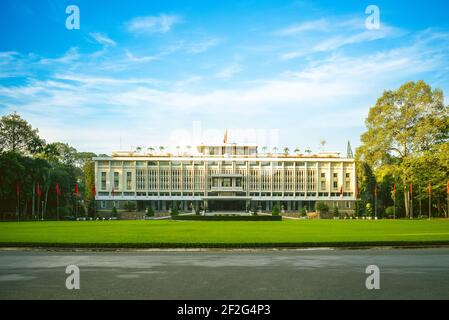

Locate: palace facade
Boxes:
[93,144,357,214]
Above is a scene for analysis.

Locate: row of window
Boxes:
[98,160,352,168]
[100,170,352,192]
[99,200,352,209]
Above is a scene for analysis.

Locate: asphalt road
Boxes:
[1,248,449,299]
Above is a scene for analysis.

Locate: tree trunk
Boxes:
[23,201,28,218]
[44,188,49,220]
[404,190,410,218]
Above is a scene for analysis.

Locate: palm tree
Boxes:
[159,146,165,153]
[305,148,312,154]
[135,146,142,153]
[273,146,278,154]
[147,147,155,154]
[283,147,289,155]
[176,145,181,155]
[262,146,267,154]
[294,148,300,154]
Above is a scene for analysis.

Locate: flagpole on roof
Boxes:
[223,129,228,144]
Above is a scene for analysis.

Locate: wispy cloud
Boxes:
[276,18,329,35]
[39,47,80,64]
[89,32,116,46]
[278,17,403,60]
[162,37,221,55]
[215,63,243,79]
[125,50,157,63]
[126,14,182,34]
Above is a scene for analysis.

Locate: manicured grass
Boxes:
[1,219,449,248]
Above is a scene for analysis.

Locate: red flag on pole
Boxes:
[223,129,228,144]
[355,182,359,198]
[91,185,96,197]
[55,183,61,197]
[36,183,42,197]
[340,186,343,198]
[428,182,432,196]
[410,182,413,195]
[74,183,79,196]
[393,183,397,196]
[111,187,115,198]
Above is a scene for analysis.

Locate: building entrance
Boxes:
[208,200,246,212]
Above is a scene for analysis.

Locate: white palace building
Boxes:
[93,140,357,214]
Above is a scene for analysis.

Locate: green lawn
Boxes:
[1,219,449,248]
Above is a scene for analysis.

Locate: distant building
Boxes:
[93,143,356,214]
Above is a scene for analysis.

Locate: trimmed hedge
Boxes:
[172,215,282,221]
[2,240,449,249]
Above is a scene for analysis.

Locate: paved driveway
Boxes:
[1,248,448,299]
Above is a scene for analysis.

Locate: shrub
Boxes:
[111,206,117,217]
[315,202,329,214]
[146,206,155,217]
[355,201,364,217]
[87,201,97,217]
[78,205,86,216]
[170,202,179,216]
[385,206,395,217]
[333,206,339,217]
[365,203,373,217]
[124,201,136,212]
[272,204,280,216]
[300,206,307,217]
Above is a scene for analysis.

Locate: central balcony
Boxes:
[210,186,244,192]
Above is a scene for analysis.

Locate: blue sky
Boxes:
[1,0,448,154]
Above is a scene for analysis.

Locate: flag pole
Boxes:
[393,187,396,220]
[446,180,449,219]
[419,182,422,218]
[410,182,413,219]
[428,182,431,220]
[374,184,377,219]
[393,196,396,220]
[16,183,20,223]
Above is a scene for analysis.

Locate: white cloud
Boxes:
[89,32,116,46]
[162,38,221,55]
[127,14,182,34]
[175,76,203,86]
[125,50,157,63]
[276,18,329,35]
[215,63,243,79]
[280,25,402,60]
[39,47,80,64]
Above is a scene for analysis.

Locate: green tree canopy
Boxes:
[0,112,45,155]
[357,80,449,217]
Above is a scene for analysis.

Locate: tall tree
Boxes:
[357,81,448,217]
[0,112,45,154]
[83,160,95,201]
